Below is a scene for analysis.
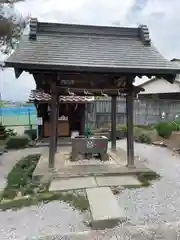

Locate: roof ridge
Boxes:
[139,25,151,46]
[29,18,38,40]
[29,18,141,38]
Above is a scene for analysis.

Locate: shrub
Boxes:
[6,135,30,149]
[6,128,17,137]
[0,124,17,140]
[116,124,127,136]
[171,121,180,131]
[24,129,37,140]
[0,123,6,140]
[155,122,173,139]
[134,132,152,144]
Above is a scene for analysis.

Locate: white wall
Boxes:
[139,78,180,94]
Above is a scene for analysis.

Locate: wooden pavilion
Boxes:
[5,18,180,169]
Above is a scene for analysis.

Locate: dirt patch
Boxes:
[153,131,180,150]
[163,132,180,149]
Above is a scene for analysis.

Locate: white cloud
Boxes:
[1,0,180,100]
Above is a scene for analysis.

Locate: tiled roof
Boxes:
[5,18,180,77]
[29,90,95,103]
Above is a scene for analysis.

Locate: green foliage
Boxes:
[2,154,41,199]
[0,123,6,140]
[24,129,37,140]
[116,124,127,135]
[171,121,180,131]
[0,1,30,54]
[0,123,17,140]
[1,154,89,211]
[5,128,17,137]
[134,132,152,144]
[155,122,173,139]
[6,135,30,149]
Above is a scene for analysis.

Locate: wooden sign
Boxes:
[60,80,75,85]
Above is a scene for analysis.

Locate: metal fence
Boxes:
[1,98,180,133]
[0,107,37,134]
[86,98,180,128]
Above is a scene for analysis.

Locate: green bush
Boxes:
[24,129,37,140]
[155,122,173,139]
[134,132,152,144]
[171,121,180,131]
[6,128,17,137]
[116,124,127,136]
[0,123,6,140]
[6,135,30,149]
[0,124,17,140]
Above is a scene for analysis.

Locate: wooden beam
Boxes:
[111,95,117,151]
[55,96,59,152]
[57,86,142,96]
[48,81,57,168]
[126,80,135,167]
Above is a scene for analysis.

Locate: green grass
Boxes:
[0,192,89,211]
[0,154,89,211]
[123,172,161,189]
[2,154,41,199]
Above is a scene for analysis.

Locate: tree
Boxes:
[0,0,30,54]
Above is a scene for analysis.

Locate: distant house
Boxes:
[138,59,180,100]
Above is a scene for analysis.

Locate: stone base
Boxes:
[33,147,153,183]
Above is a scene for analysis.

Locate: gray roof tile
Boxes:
[5,19,180,76]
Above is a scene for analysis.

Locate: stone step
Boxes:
[49,175,141,192]
[86,187,126,230]
[53,162,150,179]
[49,177,97,192]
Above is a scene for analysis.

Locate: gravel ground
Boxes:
[116,140,180,225]
[0,202,89,240]
[0,147,90,240]
[1,142,180,239]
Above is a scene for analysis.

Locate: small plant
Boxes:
[0,123,6,140]
[116,124,127,136]
[6,128,17,137]
[171,121,180,131]
[2,154,41,199]
[156,122,173,139]
[6,135,30,149]
[135,132,152,144]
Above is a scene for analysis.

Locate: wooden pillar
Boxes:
[80,104,85,135]
[49,81,57,168]
[111,95,117,151]
[126,82,135,167]
[55,96,59,152]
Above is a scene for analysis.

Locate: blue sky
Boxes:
[1,0,180,101]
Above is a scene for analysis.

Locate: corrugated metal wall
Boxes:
[85,98,180,128]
